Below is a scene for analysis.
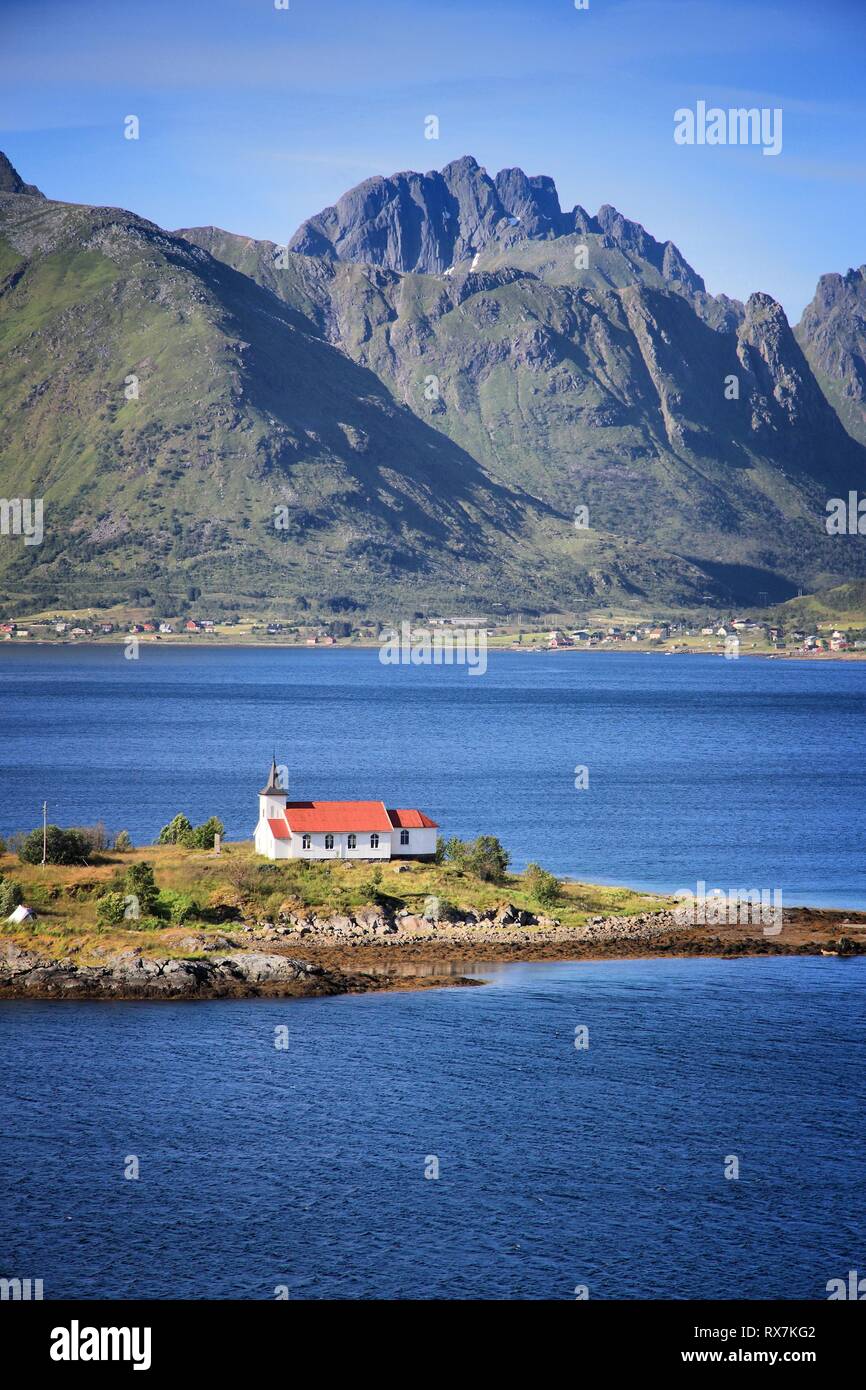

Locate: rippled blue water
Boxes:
[1,645,864,904]
[2,956,864,1300]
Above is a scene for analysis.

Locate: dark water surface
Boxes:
[2,956,864,1300]
[1,645,864,904]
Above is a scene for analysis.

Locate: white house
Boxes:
[254,760,438,861]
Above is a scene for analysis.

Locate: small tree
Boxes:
[19,825,91,866]
[113,830,133,852]
[524,862,560,909]
[158,814,193,846]
[77,821,109,852]
[158,814,223,849]
[124,861,158,913]
[442,836,469,869]
[188,816,224,850]
[467,835,510,884]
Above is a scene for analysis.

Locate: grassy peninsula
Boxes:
[1,841,864,1001]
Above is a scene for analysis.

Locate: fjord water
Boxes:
[1,644,864,905]
[2,648,865,1299]
[3,956,865,1299]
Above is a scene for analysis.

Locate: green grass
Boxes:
[0,841,667,963]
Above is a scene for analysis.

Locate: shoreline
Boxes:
[2,638,864,662]
[3,907,863,1002]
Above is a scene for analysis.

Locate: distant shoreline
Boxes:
[3,637,865,661]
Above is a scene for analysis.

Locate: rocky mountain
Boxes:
[288,154,710,300]
[186,163,866,604]
[0,152,43,198]
[1,151,864,618]
[796,266,866,447]
[0,155,714,616]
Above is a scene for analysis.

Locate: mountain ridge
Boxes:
[1,150,864,618]
[288,154,711,298]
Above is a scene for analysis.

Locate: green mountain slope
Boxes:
[185,199,866,605]
[2,150,864,619]
[0,173,720,615]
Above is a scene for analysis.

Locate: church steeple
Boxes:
[259,756,287,798]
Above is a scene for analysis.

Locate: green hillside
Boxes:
[2,150,865,620]
[0,190,725,616]
[185,216,866,608]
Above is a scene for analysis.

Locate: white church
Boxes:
[254,760,439,862]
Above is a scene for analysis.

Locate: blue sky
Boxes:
[1,0,864,319]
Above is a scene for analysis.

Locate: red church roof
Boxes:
[387,808,439,829]
[267,818,290,839]
[282,800,394,833]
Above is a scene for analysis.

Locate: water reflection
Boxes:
[369,958,511,982]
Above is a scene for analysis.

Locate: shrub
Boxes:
[113,830,133,852]
[206,885,244,920]
[65,878,103,901]
[440,835,510,883]
[159,890,199,925]
[223,860,262,898]
[360,865,388,905]
[18,825,92,866]
[469,835,510,882]
[422,895,458,923]
[70,821,109,852]
[524,862,561,909]
[96,892,128,927]
[441,836,469,868]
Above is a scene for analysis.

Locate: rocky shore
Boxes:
[0,941,378,1000]
[230,902,687,947]
[2,901,862,1001]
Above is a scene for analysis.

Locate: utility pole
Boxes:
[42,800,47,867]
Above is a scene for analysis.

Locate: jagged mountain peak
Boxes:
[796,263,866,446]
[5,162,864,616]
[0,151,44,198]
[493,167,563,236]
[288,155,704,295]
